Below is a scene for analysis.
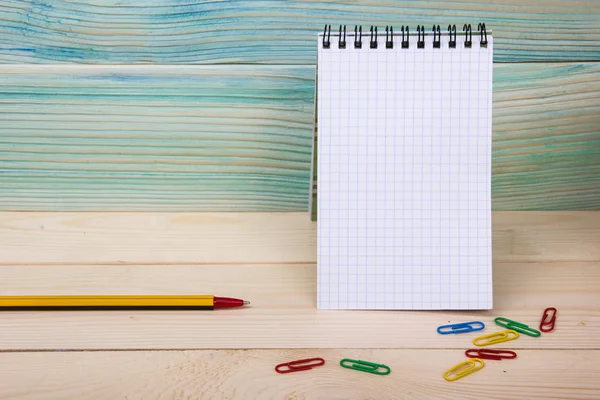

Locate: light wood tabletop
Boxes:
[1,211,599,399]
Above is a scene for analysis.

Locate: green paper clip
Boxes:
[340,358,391,375]
[494,317,541,337]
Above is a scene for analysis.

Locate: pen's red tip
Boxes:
[213,297,247,309]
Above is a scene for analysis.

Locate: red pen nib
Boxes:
[213,297,248,309]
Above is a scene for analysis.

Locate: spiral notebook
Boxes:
[314,24,493,310]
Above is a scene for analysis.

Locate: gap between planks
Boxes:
[3,346,598,353]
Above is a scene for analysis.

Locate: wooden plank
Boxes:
[489,63,600,210]
[0,65,315,212]
[0,261,598,350]
[1,212,599,265]
[1,63,600,212]
[0,0,599,64]
[0,212,316,265]
[1,350,599,399]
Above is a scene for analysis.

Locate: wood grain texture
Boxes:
[0,211,599,350]
[1,211,598,397]
[1,349,599,400]
[0,261,598,350]
[1,211,599,265]
[0,65,315,211]
[2,63,600,212]
[0,212,316,265]
[0,0,599,64]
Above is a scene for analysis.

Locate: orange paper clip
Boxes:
[465,348,517,360]
[275,358,325,374]
[540,307,557,333]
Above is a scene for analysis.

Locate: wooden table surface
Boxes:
[1,211,599,399]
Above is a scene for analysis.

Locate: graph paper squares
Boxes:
[316,32,493,310]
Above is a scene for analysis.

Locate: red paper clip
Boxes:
[465,349,517,360]
[275,358,325,374]
[540,307,557,332]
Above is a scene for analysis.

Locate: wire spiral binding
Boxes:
[354,25,362,49]
[478,23,488,47]
[401,26,409,48]
[417,25,425,48]
[370,26,378,49]
[338,25,346,48]
[463,24,472,48]
[322,23,488,49]
[448,24,457,48]
[385,26,393,49]
[432,25,441,48]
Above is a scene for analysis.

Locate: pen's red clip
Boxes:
[540,307,557,333]
[465,348,517,360]
[275,357,325,374]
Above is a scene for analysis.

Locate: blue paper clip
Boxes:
[437,321,485,335]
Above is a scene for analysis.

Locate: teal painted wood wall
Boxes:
[1,0,599,63]
[1,1,599,211]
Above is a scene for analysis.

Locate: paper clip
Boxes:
[540,307,557,333]
[465,349,517,360]
[437,321,485,335]
[494,317,541,337]
[473,330,519,346]
[275,358,325,374]
[340,358,391,375]
[443,358,485,382]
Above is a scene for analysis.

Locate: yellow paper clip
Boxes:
[444,358,485,382]
[472,329,519,347]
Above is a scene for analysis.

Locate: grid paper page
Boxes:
[317,31,493,310]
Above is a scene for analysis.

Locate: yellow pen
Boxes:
[0,295,250,311]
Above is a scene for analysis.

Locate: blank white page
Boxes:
[317,29,493,310]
